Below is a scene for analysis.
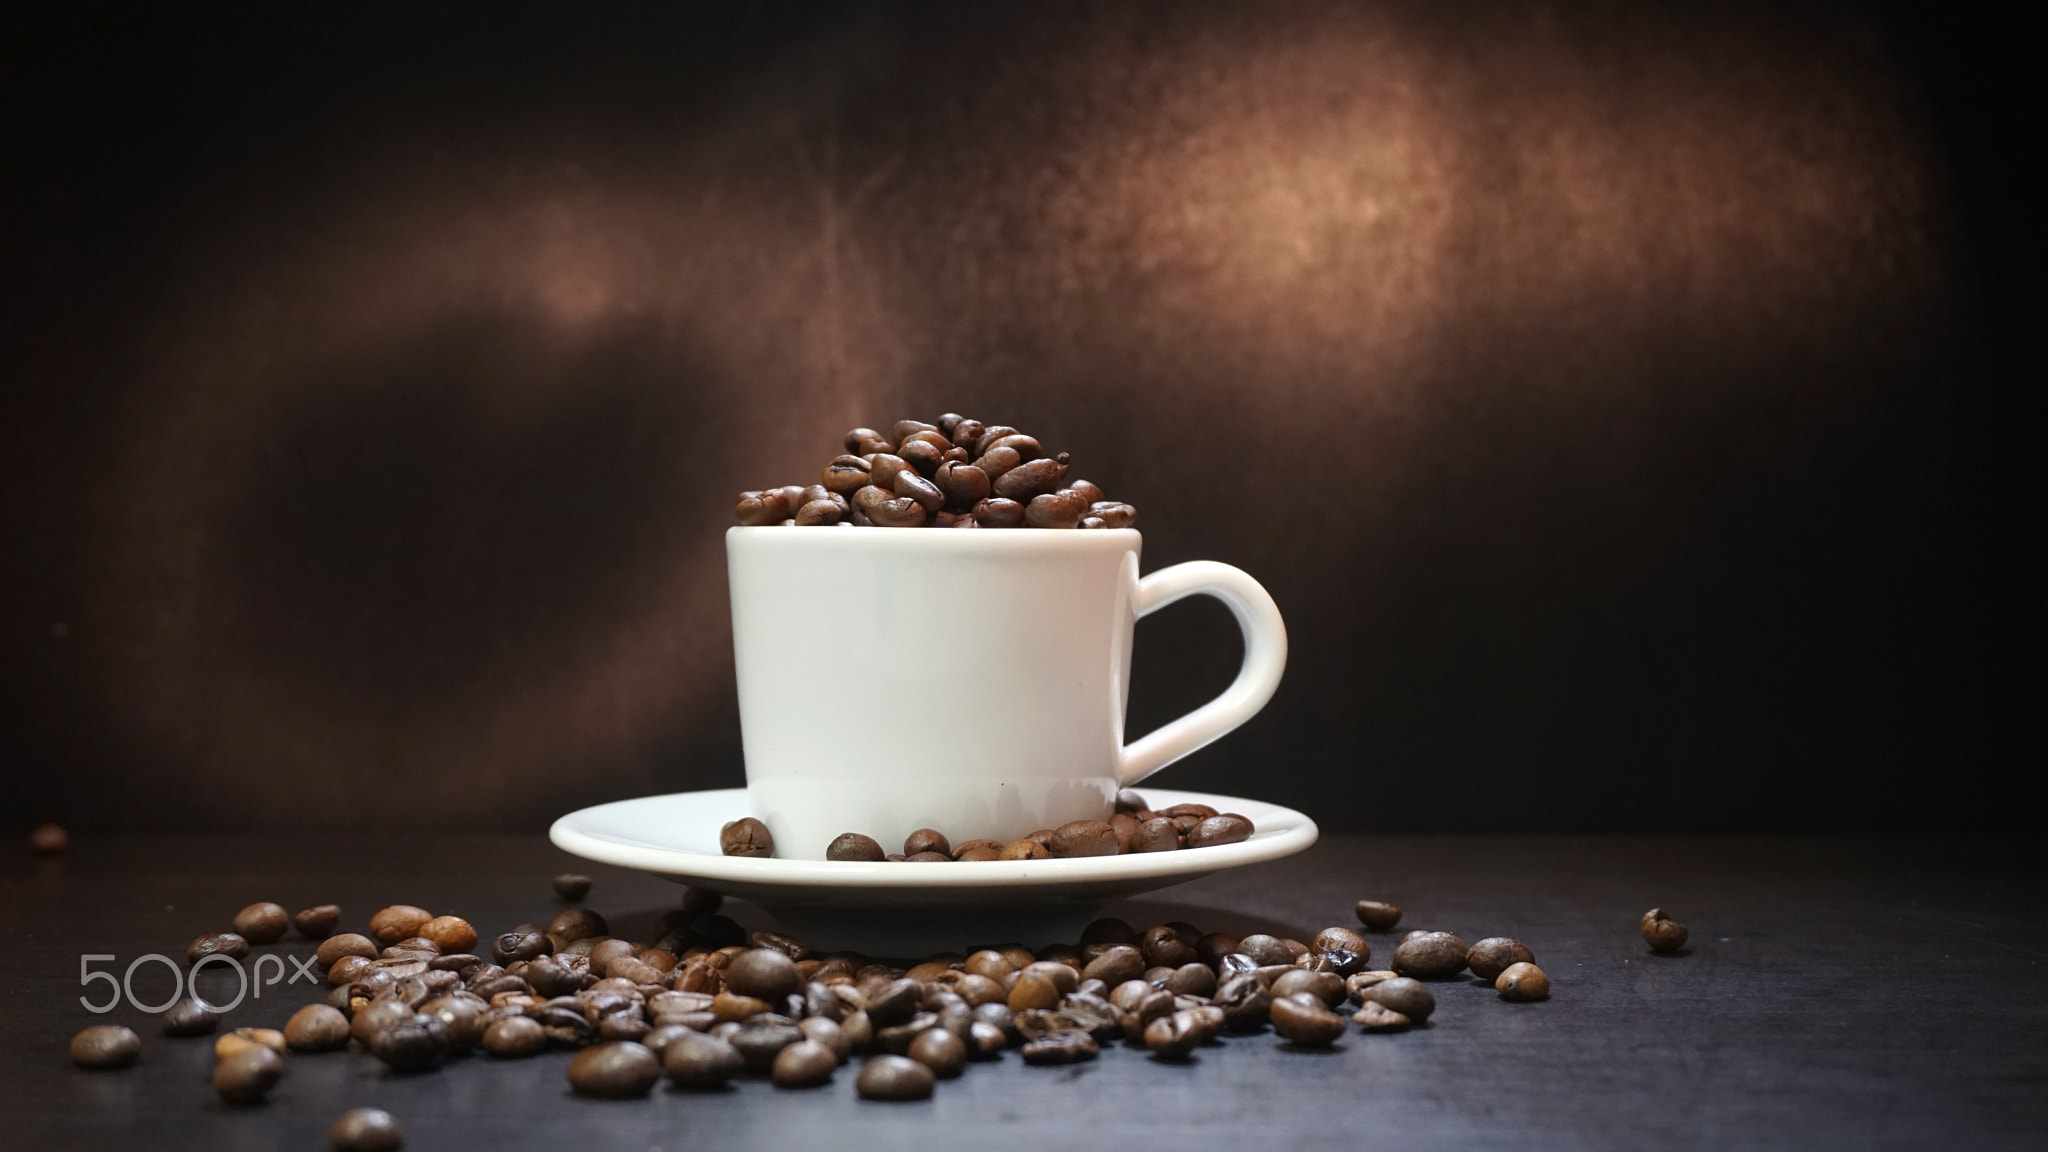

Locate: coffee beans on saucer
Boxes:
[806,792,1255,864]
[736,415,1137,530]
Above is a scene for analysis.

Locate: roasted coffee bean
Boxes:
[1025,488,1088,528]
[330,1108,404,1152]
[972,446,1023,486]
[731,1020,805,1071]
[1159,802,1217,819]
[369,905,433,945]
[349,996,413,1045]
[1089,501,1138,528]
[420,996,487,1050]
[1343,969,1400,1000]
[1186,814,1255,849]
[734,489,792,526]
[866,453,913,492]
[1271,995,1347,1046]
[934,461,992,512]
[317,933,377,968]
[725,948,805,1001]
[999,838,1050,859]
[482,1015,547,1058]
[233,902,289,944]
[1020,1030,1099,1064]
[1236,934,1296,967]
[984,433,1042,462]
[902,850,948,862]
[1352,1001,1411,1030]
[1642,909,1689,953]
[187,932,249,965]
[1142,1011,1205,1058]
[70,1025,140,1069]
[857,1054,936,1100]
[291,904,341,939]
[1215,973,1273,1030]
[1359,976,1435,1021]
[665,1030,744,1088]
[30,823,68,855]
[796,498,844,525]
[992,455,1069,501]
[566,1042,660,1097]
[1497,962,1551,1001]
[1305,948,1368,978]
[687,914,747,949]
[1466,937,1535,982]
[763,1038,834,1088]
[899,433,951,474]
[1138,926,1196,969]
[796,1015,850,1061]
[1105,812,1141,852]
[1047,820,1120,858]
[714,817,771,859]
[823,454,874,495]
[430,952,481,975]
[551,873,592,902]
[869,495,929,527]
[1081,945,1144,986]
[1393,932,1469,979]
[902,828,951,857]
[1063,478,1106,506]
[1312,926,1369,956]
[1194,932,1240,969]
[847,427,893,455]
[893,469,945,511]
[1163,962,1217,998]
[1006,974,1061,1012]
[971,497,1026,528]
[1113,788,1148,813]
[1271,968,1347,1008]
[491,928,547,964]
[1355,900,1403,932]
[215,1027,288,1060]
[213,1045,283,1103]
[163,997,221,1037]
[907,1028,968,1078]
[419,916,476,953]
[947,417,982,447]
[749,930,810,963]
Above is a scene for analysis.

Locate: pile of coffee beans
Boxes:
[721,791,1255,861]
[734,415,1138,530]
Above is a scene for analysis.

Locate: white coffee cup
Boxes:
[726,526,1286,859]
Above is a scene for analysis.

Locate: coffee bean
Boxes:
[482,1015,547,1058]
[213,1045,283,1103]
[1047,820,1120,858]
[823,454,874,495]
[732,1020,806,1071]
[796,498,844,525]
[1025,489,1088,528]
[292,904,341,939]
[734,489,792,526]
[1089,501,1138,528]
[971,497,1026,528]
[720,817,774,858]
[1186,814,1255,848]
[999,838,1049,859]
[796,1015,849,1061]
[419,916,476,953]
[725,948,805,1001]
[1142,1011,1204,1058]
[1195,933,1240,968]
[1021,1030,1099,1064]
[330,1108,403,1152]
[933,461,992,513]
[893,469,944,511]
[972,445,1023,486]
[1270,969,1346,1008]
[907,1028,968,1078]
[1081,945,1144,986]
[857,1054,936,1100]
[1642,908,1689,953]
[983,433,1043,462]
[551,874,592,901]
[371,1014,448,1071]
[162,997,221,1037]
[317,933,377,968]
[1271,995,1347,1046]
[233,902,289,944]
[215,1027,288,1061]
[369,906,433,945]
[1138,926,1196,970]
[1312,926,1369,956]
[492,928,548,964]
[1351,1001,1411,1030]
[1359,975,1435,1021]
[762,1038,834,1088]
[1235,934,1295,967]
[1064,479,1106,506]
[661,1029,742,1088]
[902,829,951,857]
[1393,932,1469,979]
[1497,961,1550,1002]
[565,1041,660,1098]
[30,823,67,855]
[422,996,487,1050]
[1354,901,1403,932]
[846,428,893,455]
[1158,803,1217,819]
[992,455,1070,501]
[870,495,929,527]
[187,932,249,965]
[1465,937,1534,982]
[70,1025,140,1069]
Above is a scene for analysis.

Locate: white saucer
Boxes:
[549,787,1317,911]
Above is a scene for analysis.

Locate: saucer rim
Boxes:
[549,786,1317,889]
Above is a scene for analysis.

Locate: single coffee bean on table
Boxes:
[369,905,433,945]
[773,1039,839,1087]
[1642,908,1689,952]
[856,1054,937,1100]
[294,904,342,939]
[1392,931,1469,979]
[552,873,592,901]
[1358,975,1435,1021]
[233,902,289,944]
[1352,1001,1411,1030]
[420,915,476,952]
[187,932,249,964]
[330,1108,404,1152]
[1271,995,1347,1046]
[907,1028,968,1078]
[1465,937,1535,982]
[162,997,222,1037]
[1354,900,1403,932]
[1496,961,1551,1002]
[213,1045,283,1104]
[568,1042,662,1097]
[70,1026,141,1069]
[370,1015,449,1071]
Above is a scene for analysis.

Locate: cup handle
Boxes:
[1118,561,1288,787]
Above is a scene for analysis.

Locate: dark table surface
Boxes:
[7,833,2045,1150]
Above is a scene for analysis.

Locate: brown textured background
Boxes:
[1,1,2031,831]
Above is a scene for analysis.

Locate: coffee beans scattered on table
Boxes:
[735,415,1138,529]
[330,1108,404,1152]
[94,879,1575,1122]
[1641,908,1689,953]
[70,1025,140,1069]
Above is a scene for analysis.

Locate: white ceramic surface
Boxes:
[727,527,1288,859]
[548,787,1317,909]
